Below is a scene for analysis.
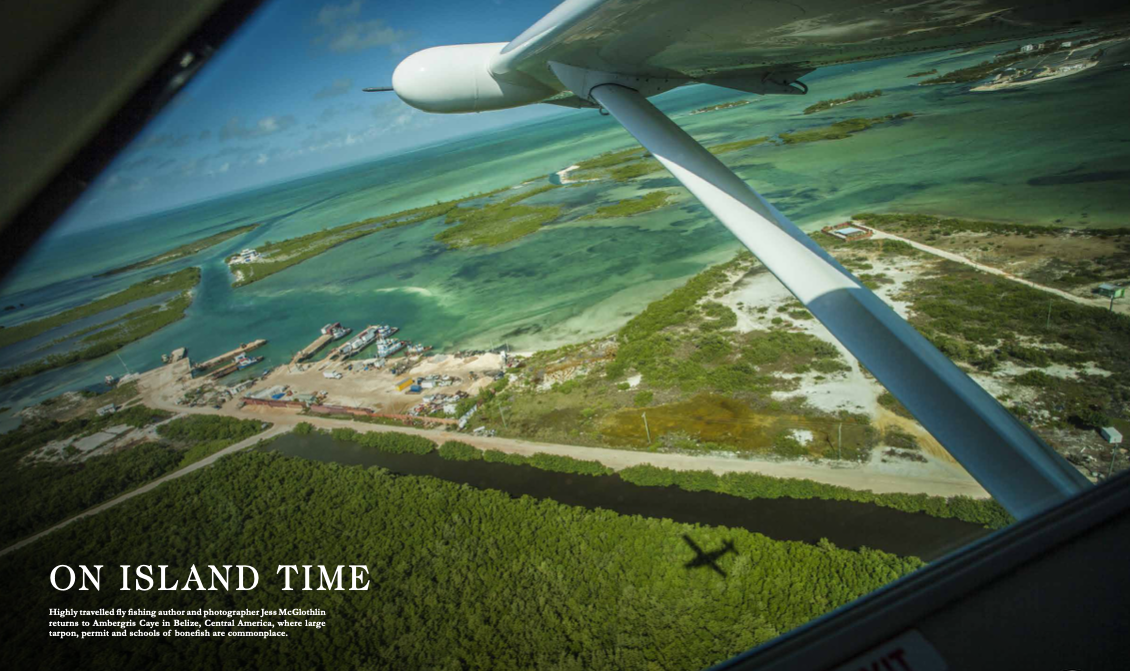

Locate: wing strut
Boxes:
[581,80,1087,520]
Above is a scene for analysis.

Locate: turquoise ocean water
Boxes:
[1,39,1128,426]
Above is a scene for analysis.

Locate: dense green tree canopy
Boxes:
[1,451,923,670]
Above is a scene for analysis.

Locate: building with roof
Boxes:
[822,222,873,242]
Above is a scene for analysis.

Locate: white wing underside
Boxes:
[493,0,1118,93]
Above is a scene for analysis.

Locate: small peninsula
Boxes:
[97,224,259,277]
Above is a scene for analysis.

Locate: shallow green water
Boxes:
[1,38,1128,424]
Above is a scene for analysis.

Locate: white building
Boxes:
[1021,44,1036,53]
[230,249,261,264]
[96,404,117,417]
[1061,41,1073,48]
[1101,427,1123,445]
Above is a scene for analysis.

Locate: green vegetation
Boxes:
[584,190,674,220]
[0,405,173,545]
[906,261,1130,428]
[707,136,772,155]
[435,184,563,249]
[312,425,615,475]
[878,391,915,420]
[328,426,437,454]
[859,272,893,289]
[155,415,268,468]
[691,99,751,114]
[98,224,259,276]
[854,212,1058,237]
[230,196,497,286]
[883,428,920,451]
[291,428,999,529]
[608,159,666,181]
[0,267,199,349]
[919,54,1027,85]
[617,464,1012,529]
[0,268,201,386]
[481,449,614,476]
[616,256,747,357]
[852,212,1130,289]
[907,69,937,78]
[780,113,913,145]
[570,135,771,183]
[470,254,865,457]
[0,450,924,669]
[574,146,647,171]
[570,147,666,182]
[803,89,882,115]
[437,440,482,461]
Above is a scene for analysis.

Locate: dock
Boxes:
[293,334,333,365]
[329,325,376,360]
[194,339,267,371]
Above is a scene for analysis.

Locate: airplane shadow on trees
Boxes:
[682,534,738,578]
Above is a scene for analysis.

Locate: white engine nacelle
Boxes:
[392,43,555,114]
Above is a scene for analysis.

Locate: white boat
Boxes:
[341,327,378,358]
[377,339,405,358]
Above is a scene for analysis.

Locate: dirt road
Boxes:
[868,228,1106,308]
[0,424,289,557]
[143,386,989,501]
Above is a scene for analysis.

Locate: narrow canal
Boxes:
[263,432,993,561]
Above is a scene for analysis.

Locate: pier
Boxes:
[193,339,267,371]
[293,334,333,365]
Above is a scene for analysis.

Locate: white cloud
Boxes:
[313,1,410,54]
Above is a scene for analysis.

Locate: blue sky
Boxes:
[62,0,567,231]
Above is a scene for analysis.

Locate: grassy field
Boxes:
[97,224,259,276]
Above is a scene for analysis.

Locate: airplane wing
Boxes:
[389,0,1125,518]
[491,0,1119,92]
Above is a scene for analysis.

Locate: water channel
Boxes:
[263,432,994,561]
